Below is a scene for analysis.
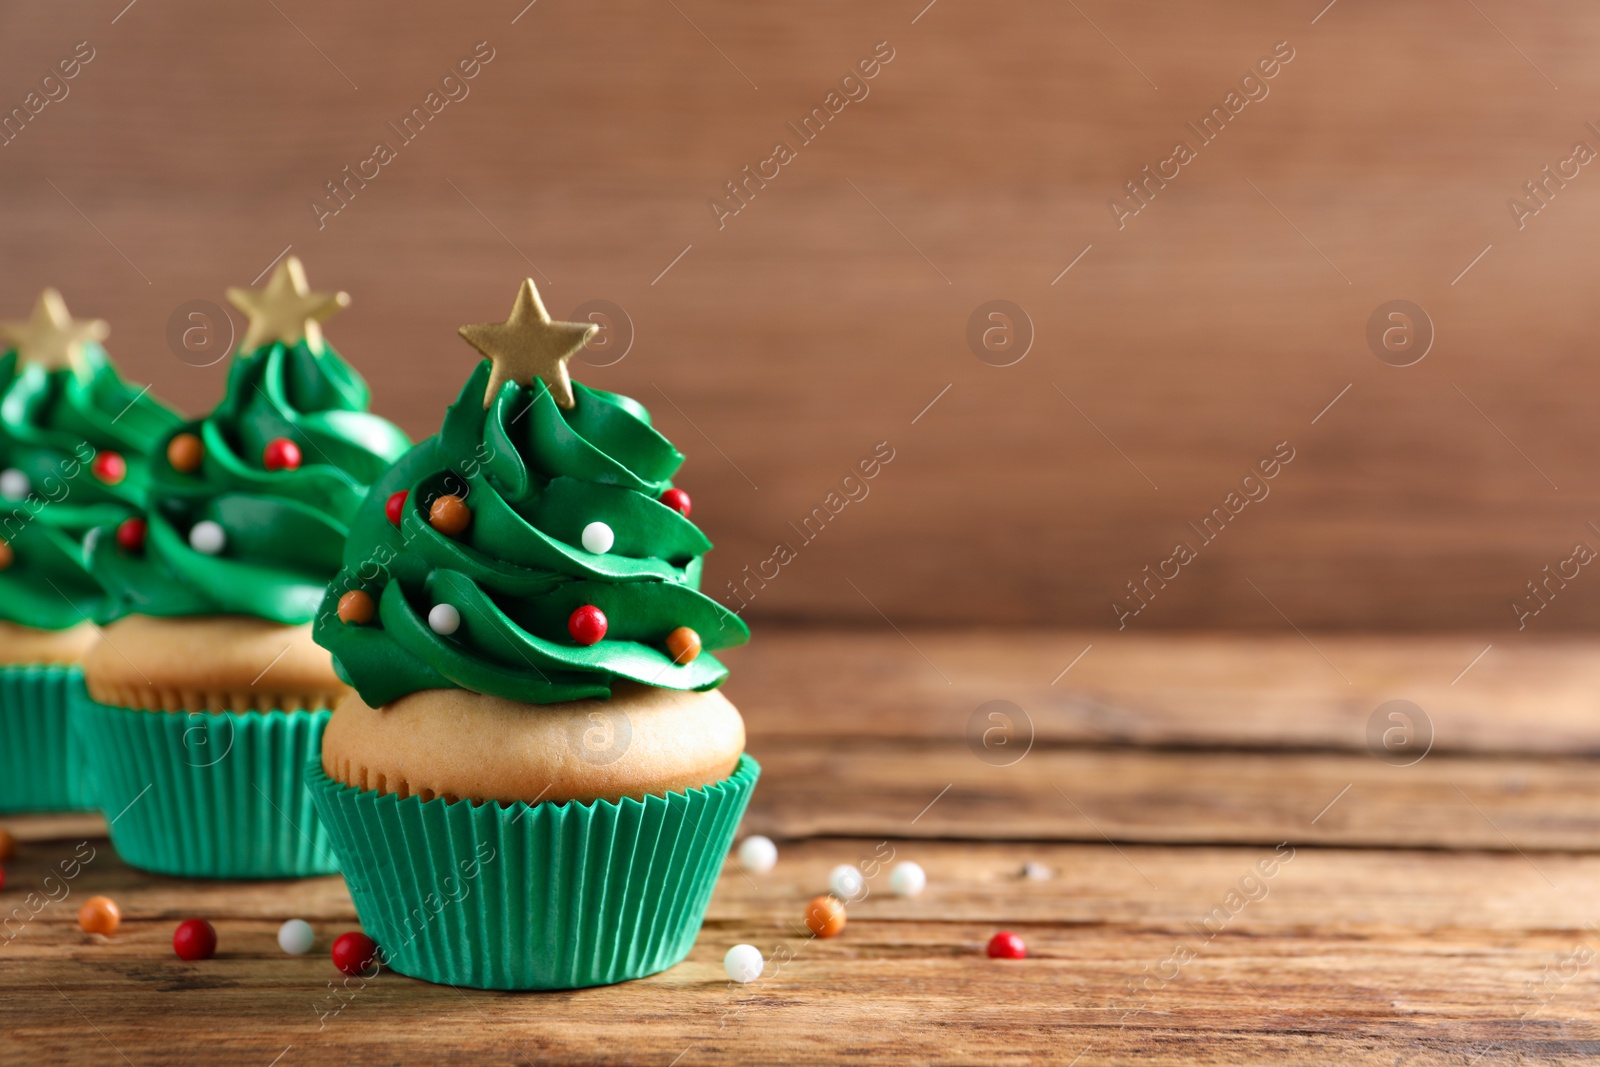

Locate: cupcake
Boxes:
[0,290,181,813]
[307,279,755,990]
[77,258,410,877]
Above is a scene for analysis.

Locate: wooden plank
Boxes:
[6,635,1599,851]
[0,3,1598,628]
[730,631,1600,756]
[2,813,104,844]
[742,742,1600,852]
[17,741,1598,855]
[5,839,1599,1065]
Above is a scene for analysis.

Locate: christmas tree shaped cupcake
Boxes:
[308,279,757,990]
[0,290,182,812]
[78,257,410,877]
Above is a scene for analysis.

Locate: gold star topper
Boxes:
[225,255,349,355]
[458,279,596,409]
[1,289,110,378]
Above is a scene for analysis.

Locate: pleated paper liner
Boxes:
[0,665,94,813]
[76,699,339,878]
[307,753,760,991]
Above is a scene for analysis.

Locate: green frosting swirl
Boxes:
[0,344,182,629]
[314,361,749,706]
[87,340,410,625]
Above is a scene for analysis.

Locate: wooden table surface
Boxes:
[7,629,1600,1065]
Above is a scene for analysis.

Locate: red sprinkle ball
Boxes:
[115,517,147,552]
[173,918,217,961]
[986,931,1026,959]
[262,438,302,472]
[660,487,691,517]
[331,931,380,977]
[385,490,409,527]
[91,451,127,485]
[568,604,607,646]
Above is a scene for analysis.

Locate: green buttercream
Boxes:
[0,345,181,629]
[87,340,410,625]
[314,362,749,706]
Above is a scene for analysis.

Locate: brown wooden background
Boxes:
[2,0,1598,632]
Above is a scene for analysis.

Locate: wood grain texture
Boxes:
[729,630,1600,755]
[5,839,1600,1066]
[0,1,1596,629]
[6,633,1600,1064]
[743,743,1600,850]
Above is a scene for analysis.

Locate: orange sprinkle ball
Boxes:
[666,626,702,665]
[167,432,204,474]
[805,895,847,939]
[338,590,376,625]
[0,827,15,862]
[78,896,121,936]
[428,494,471,537]
[0,540,12,571]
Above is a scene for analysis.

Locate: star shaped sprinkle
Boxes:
[0,289,109,377]
[225,256,349,355]
[458,279,596,409]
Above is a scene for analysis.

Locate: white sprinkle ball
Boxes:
[723,943,764,983]
[428,603,461,635]
[278,919,314,955]
[829,864,865,902]
[188,520,226,555]
[889,860,927,898]
[736,835,777,873]
[0,468,28,500]
[1021,862,1054,881]
[580,521,614,555]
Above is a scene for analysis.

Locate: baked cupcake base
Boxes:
[321,682,746,804]
[306,752,758,990]
[83,614,349,713]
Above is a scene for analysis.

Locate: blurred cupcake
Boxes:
[308,279,755,989]
[0,290,181,813]
[78,258,409,878]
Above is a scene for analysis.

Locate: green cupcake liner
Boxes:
[307,753,760,990]
[0,665,94,813]
[77,699,339,879]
